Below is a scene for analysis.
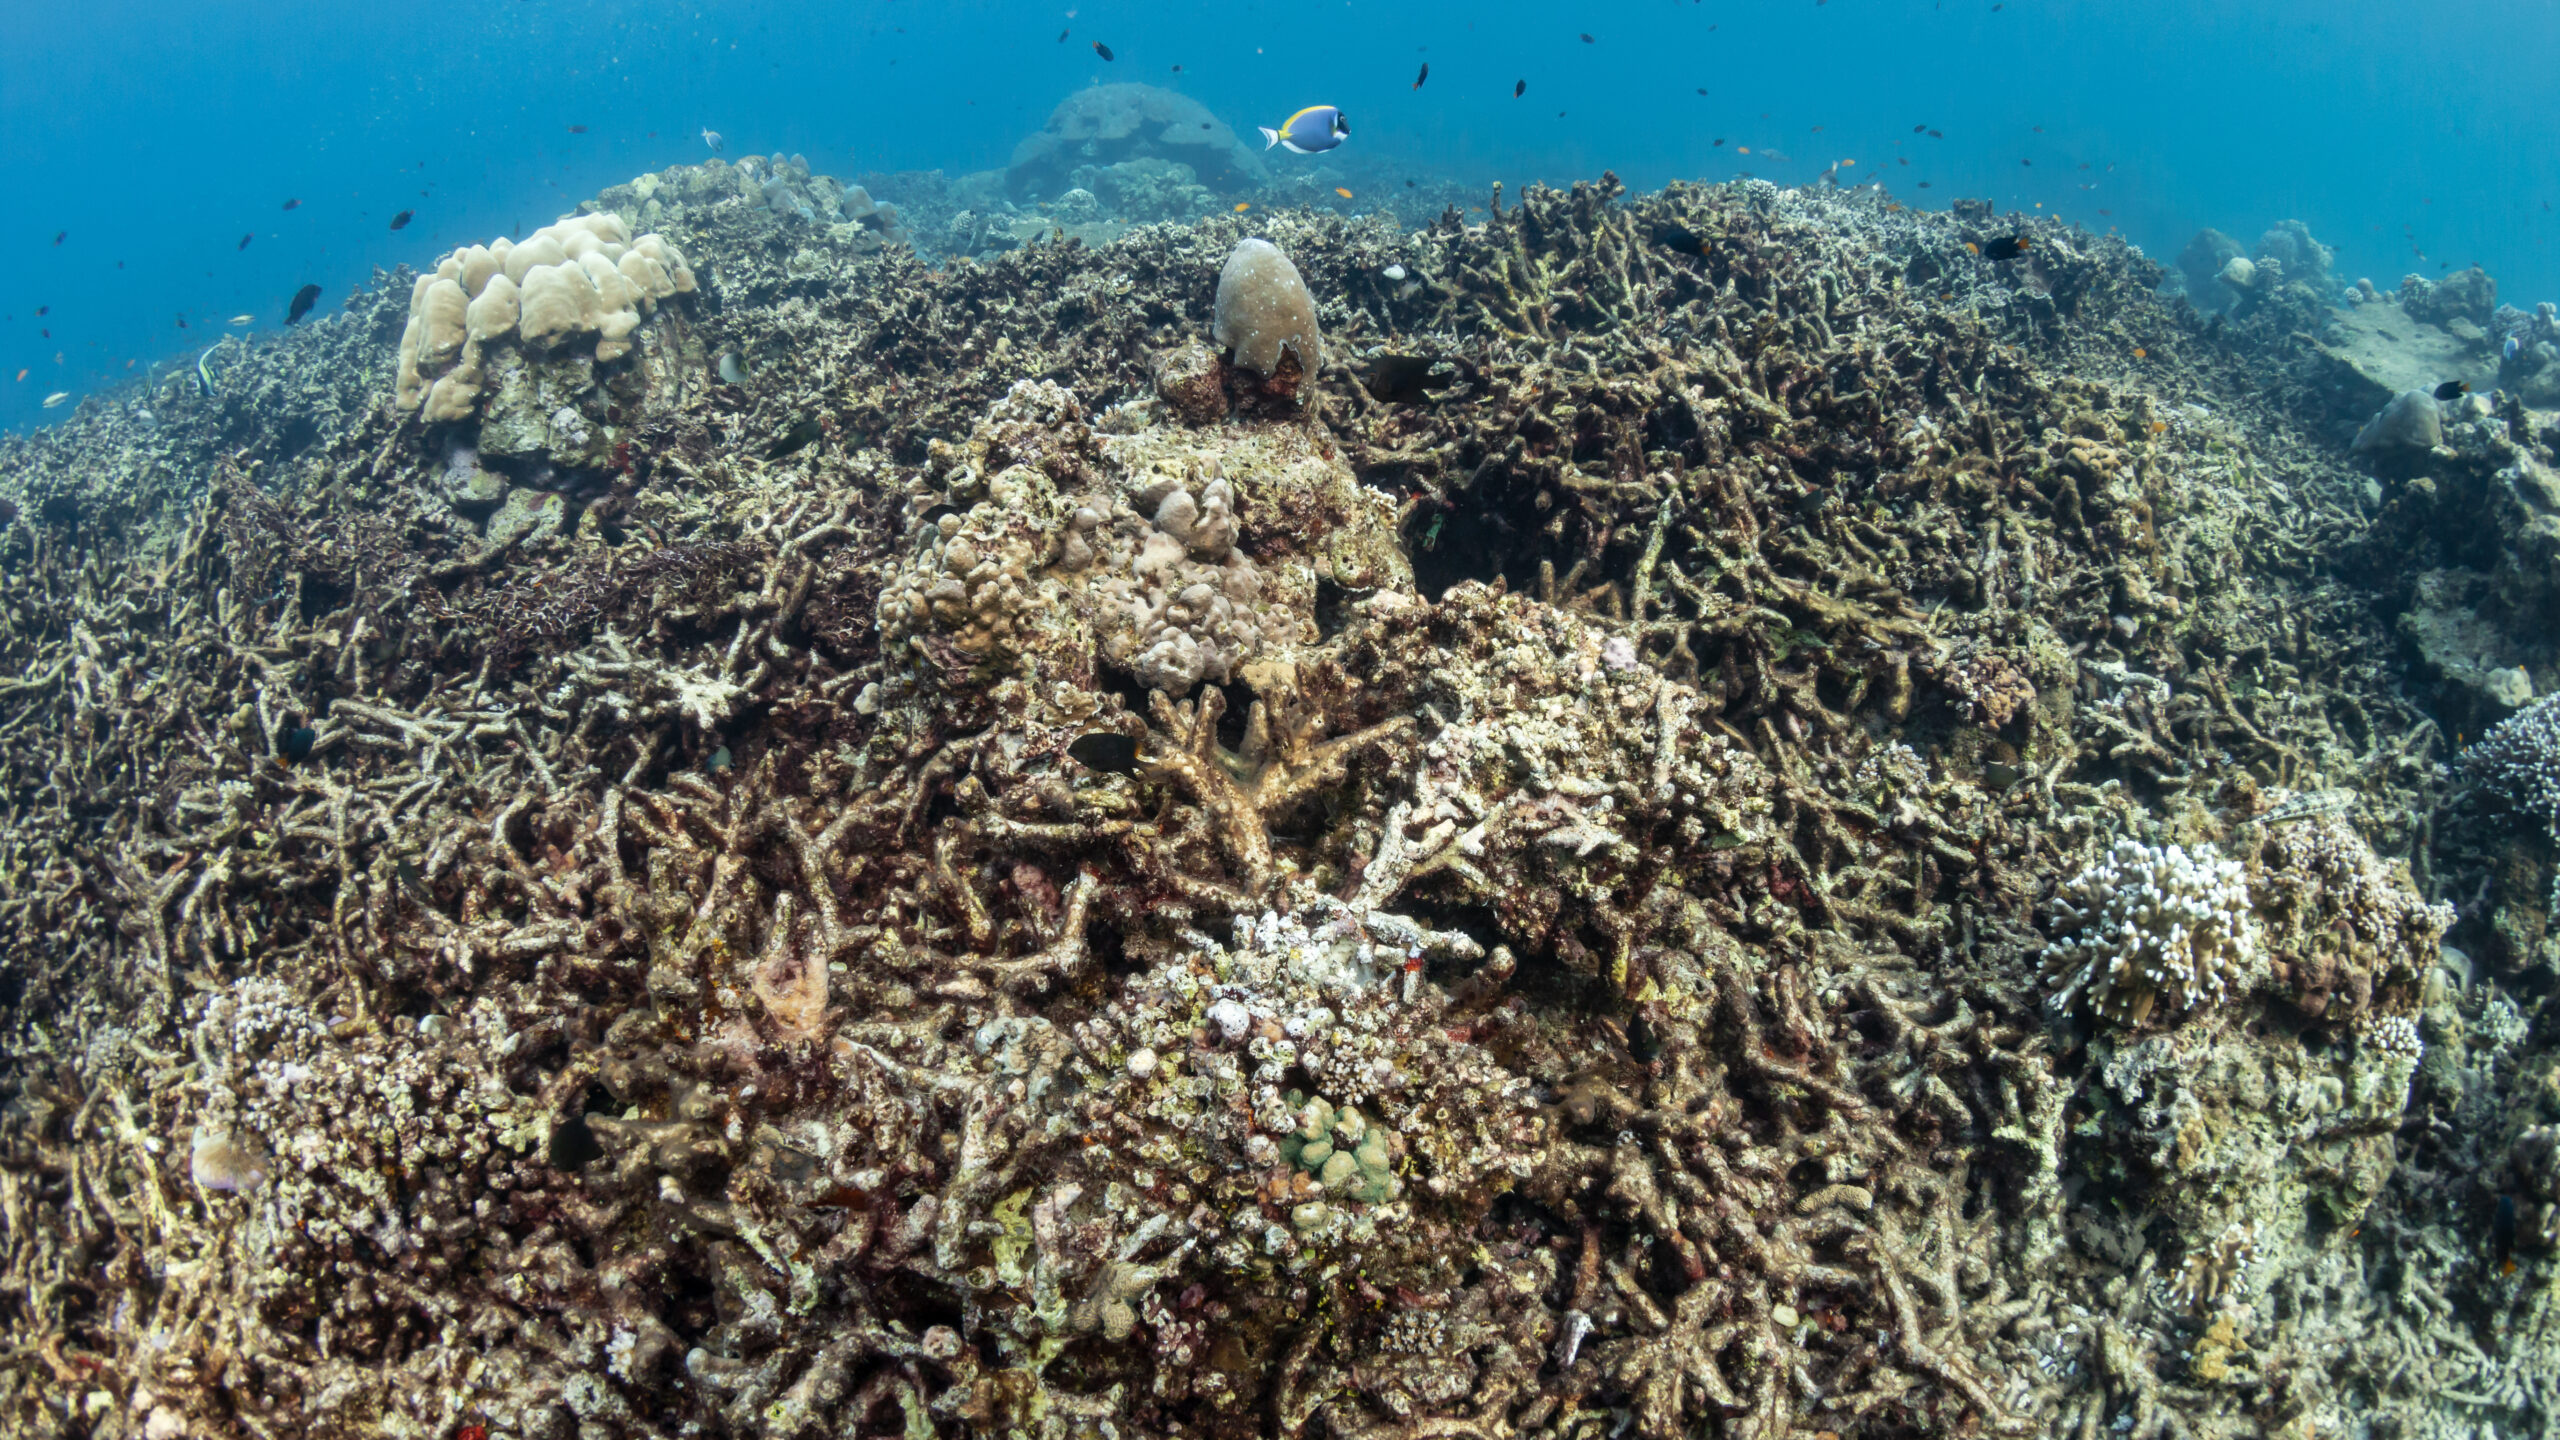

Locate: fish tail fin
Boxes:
[1259,126,1281,150]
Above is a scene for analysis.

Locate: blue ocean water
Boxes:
[3,0,2554,431]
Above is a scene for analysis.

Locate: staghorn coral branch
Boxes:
[1145,682,1412,898]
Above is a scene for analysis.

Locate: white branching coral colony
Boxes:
[2044,838,2262,1025]
[394,213,696,424]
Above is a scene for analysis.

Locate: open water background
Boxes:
[3,0,2554,431]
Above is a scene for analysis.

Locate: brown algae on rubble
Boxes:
[0,151,2554,1440]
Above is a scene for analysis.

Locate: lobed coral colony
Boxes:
[2,141,2559,1440]
[396,214,697,424]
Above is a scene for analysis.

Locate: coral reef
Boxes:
[1072,158,1223,225]
[1211,239,1322,406]
[1,155,2555,1440]
[2254,220,2334,291]
[2403,266,2498,331]
[611,153,910,251]
[1006,84,1265,202]
[2352,388,2444,455]
[2174,227,2244,309]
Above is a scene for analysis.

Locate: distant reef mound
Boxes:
[1006,82,1266,200]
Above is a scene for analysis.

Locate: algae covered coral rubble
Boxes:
[0,154,2549,1440]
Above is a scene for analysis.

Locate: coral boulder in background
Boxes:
[1006,83,1266,201]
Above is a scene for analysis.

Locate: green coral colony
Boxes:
[1277,1094,1398,1209]
[5,107,2560,1440]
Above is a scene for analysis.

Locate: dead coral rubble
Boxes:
[0,161,2532,1440]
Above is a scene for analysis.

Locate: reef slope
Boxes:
[0,165,2551,1440]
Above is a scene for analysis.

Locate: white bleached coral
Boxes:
[395,213,696,423]
[2042,838,2261,1026]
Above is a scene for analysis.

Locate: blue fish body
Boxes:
[2506,334,2524,364]
[1261,106,1349,155]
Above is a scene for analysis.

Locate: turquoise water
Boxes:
[4,0,2556,428]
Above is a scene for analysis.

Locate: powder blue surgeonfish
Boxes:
[1260,106,1349,155]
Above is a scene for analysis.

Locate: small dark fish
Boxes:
[1928,128,1943,138]
[35,305,47,316]
[2433,379,2469,401]
[1514,78,1527,98]
[1069,732,1143,774]
[1982,234,2031,261]
[547,1114,604,1172]
[1057,26,1069,40]
[1413,61,1428,89]
[389,209,415,230]
[1914,123,1927,132]
[282,197,300,210]
[394,857,434,905]
[1625,1010,1661,1062]
[1364,353,1450,404]
[1579,32,1594,42]
[237,233,253,250]
[567,124,589,134]
[1696,87,1708,95]
[1653,224,1710,257]
[285,283,322,325]
[52,230,65,245]
[278,726,317,762]
[174,315,188,329]
[1093,40,1114,60]
[2492,1194,2518,1274]
[1918,181,1933,189]
[763,415,823,459]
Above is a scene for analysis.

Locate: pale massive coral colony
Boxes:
[1,137,2557,1440]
